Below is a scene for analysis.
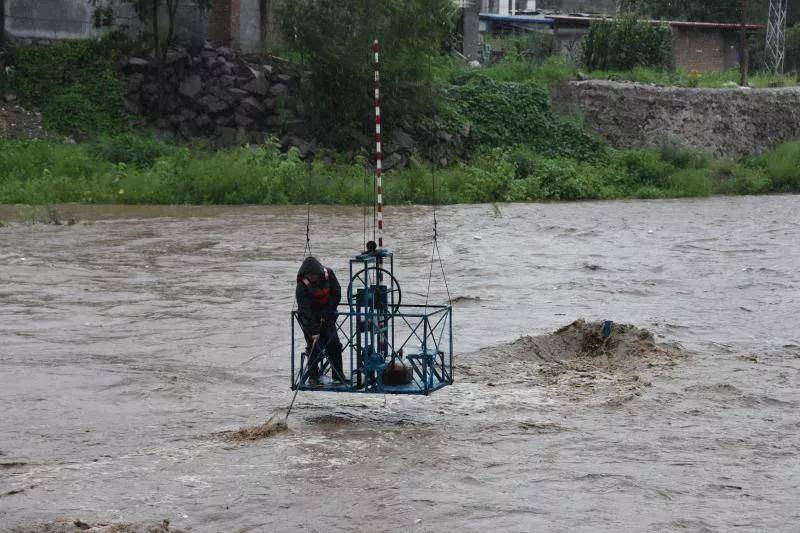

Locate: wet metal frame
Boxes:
[290,251,453,396]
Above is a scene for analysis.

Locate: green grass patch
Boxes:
[584,66,799,88]
[1,137,797,206]
[460,53,798,89]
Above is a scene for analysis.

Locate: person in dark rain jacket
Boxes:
[296,257,345,385]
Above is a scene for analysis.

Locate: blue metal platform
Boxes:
[291,249,453,396]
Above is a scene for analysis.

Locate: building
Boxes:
[548,15,764,72]
[479,0,616,16]
[476,8,766,72]
[1,0,268,52]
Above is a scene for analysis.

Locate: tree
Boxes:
[623,0,768,23]
[122,0,212,112]
[278,0,456,145]
[582,15,671,71]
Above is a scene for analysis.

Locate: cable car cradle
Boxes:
[287,40,452,399]
[291,247,453,396]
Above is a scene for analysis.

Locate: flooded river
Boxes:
[1,196,799,532]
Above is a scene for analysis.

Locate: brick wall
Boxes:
[671,27,739,73]
[551,23,742,73]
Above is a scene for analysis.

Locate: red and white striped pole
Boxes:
[373,39,384,249]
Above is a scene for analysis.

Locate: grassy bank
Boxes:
[1,37,799,209]
[458,56,800,89]
[1,137,798,206]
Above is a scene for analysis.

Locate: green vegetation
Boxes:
[5,33,128,137]
[277,0,456,144]
[620,0,768,24]
[1,16,798,209]
[473,51,798,89]
[444,75,606,160]
[1,137,797,206]
[585,65,799,88]
[582,15,671,72]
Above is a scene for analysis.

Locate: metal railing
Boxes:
[290,303,453,396]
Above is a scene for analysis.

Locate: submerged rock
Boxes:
[459,320,684,404]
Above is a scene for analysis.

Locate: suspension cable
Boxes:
[423,53,452,308]
[304,204,312,257]
[363,169,368,251]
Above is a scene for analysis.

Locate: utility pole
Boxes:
[739,0,751,86]
[766,0,789,74]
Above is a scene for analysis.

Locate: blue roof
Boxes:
[479,13,555,27]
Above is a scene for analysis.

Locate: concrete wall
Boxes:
[463,0,481,60]
[212,0,265,53]
[5,0,103,41]
[237,0,262,52]
[551,80,800,156]
[3,0,219,48]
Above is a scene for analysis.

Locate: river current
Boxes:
[1,196,799,532]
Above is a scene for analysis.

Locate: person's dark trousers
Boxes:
[303,319,344,381]
[319,318,345,381]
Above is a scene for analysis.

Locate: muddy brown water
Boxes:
[1,197,799,532]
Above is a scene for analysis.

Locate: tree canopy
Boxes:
[278,0,457,145]
[621,0,768,24]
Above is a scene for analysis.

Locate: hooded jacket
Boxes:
[296,256,341,334]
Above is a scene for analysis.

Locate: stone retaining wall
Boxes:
[551,80,800,156]
[121,44,463,168]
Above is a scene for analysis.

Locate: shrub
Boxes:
[506,148,608,201]
[89,133,178,168]
[657,140,710,169]
[6,33,128,137]
[529,157,607,201]
[446,76,607,160]
[582,15,671,71]
[712,160,771,195]
[459,149,517,202]
[616,148,674,187]
[755,142,800,192]
[665,168,713,197]
[487,32,554,63]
